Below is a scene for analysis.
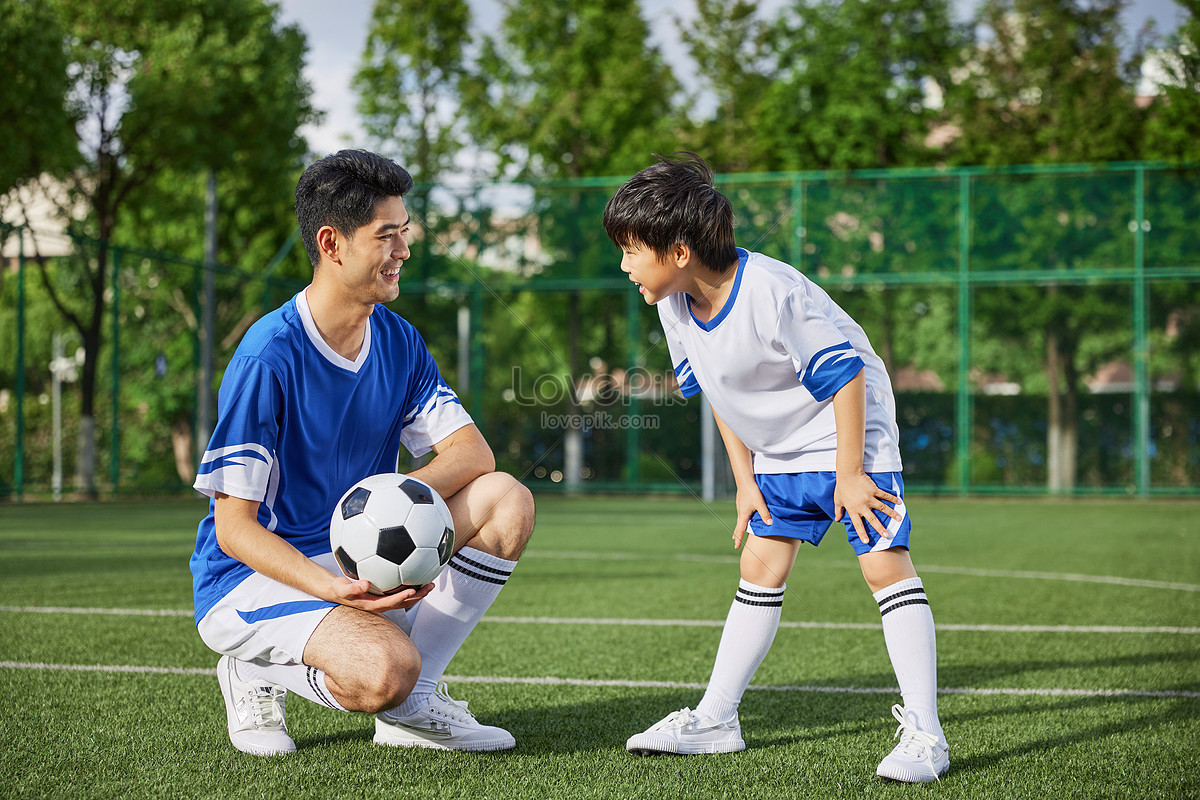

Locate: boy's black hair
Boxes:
[602,152,737,273]
[295,149,414,266]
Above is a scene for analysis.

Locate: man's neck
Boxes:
[304,284,372,361]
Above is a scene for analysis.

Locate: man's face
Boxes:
[338,195,411,305]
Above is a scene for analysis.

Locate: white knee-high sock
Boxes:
[237,659,349,711]
[392,546,515,715]
[695,580,784,724]
[874,576,942,739]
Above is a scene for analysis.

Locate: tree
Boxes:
[944,0,1144,165]
[1144,0,1200,161]
[675,0,775,173]
[353,0,473,283]
[756,0,963,171]
[460,0,679,487]
[463,0,678,180]
[0,0,76,201]
[26,0,314,495]
[941,0,1148,492]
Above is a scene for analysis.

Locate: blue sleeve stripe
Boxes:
[800,351,865,401]
[673,358,693,380]
[679,375,702,397]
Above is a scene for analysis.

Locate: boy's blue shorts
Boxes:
[747,471,911,556]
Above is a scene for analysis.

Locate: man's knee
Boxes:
[343,640,421,713]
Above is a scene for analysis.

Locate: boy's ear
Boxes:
[672,242,692,269]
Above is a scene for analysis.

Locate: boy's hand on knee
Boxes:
[733,484,772,549]
[834,472,902,544]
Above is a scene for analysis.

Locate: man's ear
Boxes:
[316,226,342,264]
[672,242,692,269]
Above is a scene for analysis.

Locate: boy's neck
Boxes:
[687,259,739,324]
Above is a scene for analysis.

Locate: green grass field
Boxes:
[1,495,1197,799]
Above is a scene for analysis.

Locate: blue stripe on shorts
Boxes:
[236,599,336,624]
[747,471,911,556]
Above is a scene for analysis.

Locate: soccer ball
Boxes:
[329,473,455,595]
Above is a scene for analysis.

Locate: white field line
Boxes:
[1,660,1197,699]
[525,550,1200,593]
[1,605,1197,635]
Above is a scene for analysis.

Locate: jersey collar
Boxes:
[688,248,748,332]
[295,289,372,373]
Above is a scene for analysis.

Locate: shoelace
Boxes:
[652,708,697,731]
[250,685,287,731]
[890,704,941,782]
[431,682,478,723]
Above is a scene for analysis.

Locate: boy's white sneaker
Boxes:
[374,682,516,751]
[876,704,949,783]
[216,655,295,756]
[626,708,745,755]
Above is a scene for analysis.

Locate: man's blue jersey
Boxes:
[189,291,473,623]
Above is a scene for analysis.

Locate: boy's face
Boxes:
[619,242,678,305]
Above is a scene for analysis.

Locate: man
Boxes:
[190,149,535,756]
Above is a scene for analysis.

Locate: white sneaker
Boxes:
[626,708,745,755]
[876,705,949,783]
[374,682,516,751]
[216,655,295,756]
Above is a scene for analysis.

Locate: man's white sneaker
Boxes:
[216,655,295,756]
[876,704,949,783]
[626,708,745,755]
[374,682,516,751]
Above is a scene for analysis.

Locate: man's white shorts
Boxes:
[196,553,342,666]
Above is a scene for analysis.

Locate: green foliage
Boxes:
[674,0,775,173]
[944,0,1144,165]
[353,0,472,185]
[0,0,76,195]
[756,0,963,170]
[1144,1,1200,161]
[462,0,679,180]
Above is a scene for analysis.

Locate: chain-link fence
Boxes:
[3,162,1197,500]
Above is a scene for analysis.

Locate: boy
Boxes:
[191,150,535,756]
[601,153,948,783]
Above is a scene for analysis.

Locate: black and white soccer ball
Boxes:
[329,473,455,595]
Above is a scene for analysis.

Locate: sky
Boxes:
[276,0,1187,159]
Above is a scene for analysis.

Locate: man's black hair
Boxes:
[602,152,737,273]
[295,149,414,266]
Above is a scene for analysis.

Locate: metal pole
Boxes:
[457,304,470,393]
[197,170,217,463]
[1133,166,1150,497]
[52,332,63,501]
[110,247,121,491]
[701,394,715,503]
[15,250,26,500]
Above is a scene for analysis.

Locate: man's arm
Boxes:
[831,369,902,543]
[407,422,495,501]
[213,493,431,611]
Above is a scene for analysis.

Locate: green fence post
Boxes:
[15,249,26,500]
[1132,166,1150,497]
[110,247,121,492]
[790,178,805,272]
[956,172,972,495]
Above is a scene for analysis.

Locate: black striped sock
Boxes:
[734,583,785,608]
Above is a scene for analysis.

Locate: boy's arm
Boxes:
[712,408,773,548]
[831,370,903,544]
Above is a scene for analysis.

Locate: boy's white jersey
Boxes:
[659,248,902,475]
